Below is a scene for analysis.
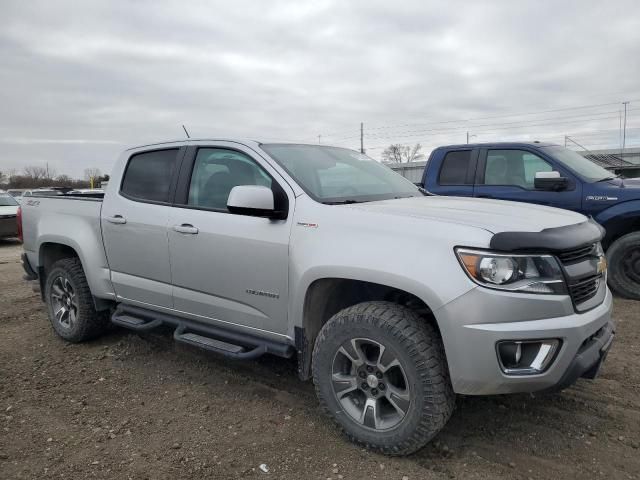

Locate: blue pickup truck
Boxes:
[420,142,640,299]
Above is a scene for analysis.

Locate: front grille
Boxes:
[557,244,595,264]
[569,274,601,305]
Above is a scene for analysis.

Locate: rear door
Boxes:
[474,148,582,210]
[102,147,185,308]
[166,143,294,337]
[426,149,477,196]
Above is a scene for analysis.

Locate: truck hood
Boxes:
[591,177,640,200]
[345,196,587,234]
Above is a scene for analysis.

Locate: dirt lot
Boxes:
[0,240,639,479]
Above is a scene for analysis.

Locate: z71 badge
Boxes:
[586,196,618,201]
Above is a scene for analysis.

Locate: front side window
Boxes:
[121,149,179,202]
[439,150,472,185]
[483,149,553,189]
[261,144,420,204]
[187,148,272,211]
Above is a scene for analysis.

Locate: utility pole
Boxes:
[360,122,364,153]
[622,101,630,153]
[564,135,567,147]
[466,132,476,144]
[620,109,623,156]
[318,134,321,144]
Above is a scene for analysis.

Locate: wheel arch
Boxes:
[296,277,442,380]
[38,240,113,311]
[594,202,640,249]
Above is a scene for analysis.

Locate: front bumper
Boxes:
[436,285,614,395]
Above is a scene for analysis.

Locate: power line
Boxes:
[364,110,640,140]
[366,108,640,139]
[364,98,640,133]
[321,98,640,141]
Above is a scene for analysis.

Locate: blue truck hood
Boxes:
[587,177,640,201]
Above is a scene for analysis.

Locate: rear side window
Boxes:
[121,149,179,202]
[438,150,472,185]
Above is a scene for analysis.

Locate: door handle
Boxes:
[173,224,199,234]
[105,215,127,224]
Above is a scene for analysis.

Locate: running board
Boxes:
[110,304,293,360]
[111,312,163,331]
[173,325,267,359]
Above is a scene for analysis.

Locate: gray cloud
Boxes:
[1,0,639,176]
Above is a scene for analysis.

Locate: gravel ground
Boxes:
[0,239,639,479]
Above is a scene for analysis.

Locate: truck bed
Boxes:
[21,194,115,300]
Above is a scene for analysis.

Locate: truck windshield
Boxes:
[541,146,614,182]
[261,144,422,204]
[0,194,18,206]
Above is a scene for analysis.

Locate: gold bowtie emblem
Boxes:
[596,255,607,275]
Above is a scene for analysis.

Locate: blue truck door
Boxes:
[425,148,478,197]
[473,147,582,210]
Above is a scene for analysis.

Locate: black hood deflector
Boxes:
[490,219,605,252]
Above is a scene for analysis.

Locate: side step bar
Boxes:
[111,304,293,360]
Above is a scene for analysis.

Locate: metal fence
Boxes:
[385,161,428,184]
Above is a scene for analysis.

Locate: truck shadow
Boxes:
[0,238,21,247]
[115,325,610,470]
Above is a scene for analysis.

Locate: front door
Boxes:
[474,148,582,210]
[167,144,293,336]
[102,147,183,308]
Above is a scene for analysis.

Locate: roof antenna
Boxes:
[182,124,191,139]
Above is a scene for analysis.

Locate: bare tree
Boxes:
[56,174,73,184]
[23,166,48,180]
[381,144,404,163]
[84,168,102,181]
[381,143,425,163]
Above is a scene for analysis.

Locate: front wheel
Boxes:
[607,232,640,300]
[312,301,455,456]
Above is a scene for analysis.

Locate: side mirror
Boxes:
[227,185,278,218]
[534,171,568,191]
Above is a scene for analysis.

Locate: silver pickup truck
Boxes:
[20,139,614,455]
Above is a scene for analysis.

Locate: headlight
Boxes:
[455,248,567,294]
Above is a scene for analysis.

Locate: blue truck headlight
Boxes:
[456,248,567,294]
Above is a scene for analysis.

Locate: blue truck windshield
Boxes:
[541,146,613,182]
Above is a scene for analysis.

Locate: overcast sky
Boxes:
[1,0,639,177]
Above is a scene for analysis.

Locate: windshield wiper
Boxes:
[596,175,619,182]
[322,199,363,205]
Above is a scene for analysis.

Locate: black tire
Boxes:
[44,257,109,342]
[312,301,455,456]
[606,232,640,300]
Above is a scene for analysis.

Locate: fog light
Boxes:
[497,339,560,375]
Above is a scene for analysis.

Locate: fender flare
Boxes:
[594,200,640,246]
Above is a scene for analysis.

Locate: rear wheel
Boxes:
[607,232,640,300]
[312,301,455,456]
[44,258,109,342]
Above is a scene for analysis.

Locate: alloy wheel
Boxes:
[50,275,78,330]
[331,338,411,431]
